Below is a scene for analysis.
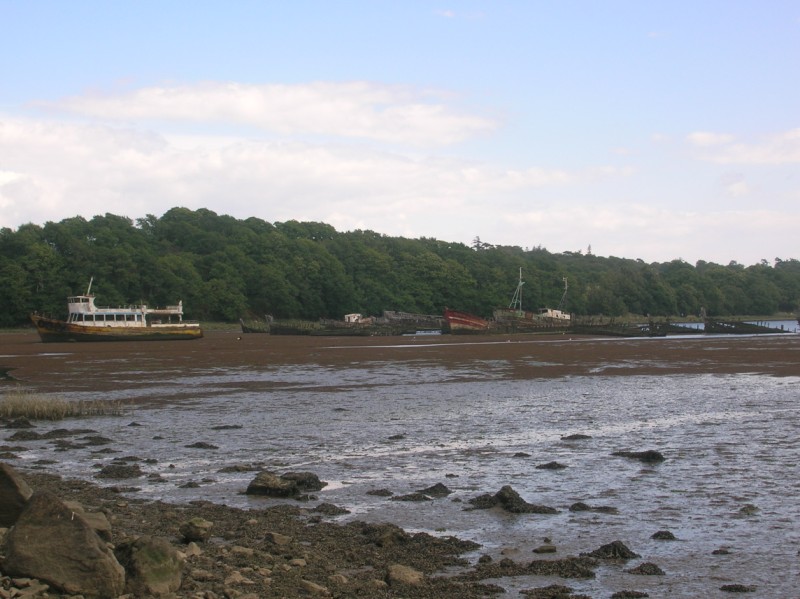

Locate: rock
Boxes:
[361,522,409,547]
[386,563,424,586]
[3,491,125,597]
[95,463,144,479]
[469,485,558,514]
[179,517,214,542]
[415,482,452,497]
[115,535,183,596]
[533,544,557,554]
[64,501,113,541]
[720,584,757,593]
[536,461,567,470]
[651,530,677,540]
[626,562,665,575]
[568,501,618,514]
[611,592,650,598]
[612,450,665,463]
[522,584,588,598]
[0,462,33,527]
[185,442,218,449]
[245,471,327,497]
[561,433,592,440]
[312,502,350,515]
[366,488,393,496]
[583,540,640,560]
[301,578,331,595]
[281,471,328,491]
[390,492,432,502]
[264,531,292,546]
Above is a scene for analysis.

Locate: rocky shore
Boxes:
[1,458,763,599]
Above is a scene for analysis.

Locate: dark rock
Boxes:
[185,441,218,449]
[712,547,732,555]
[388,433,406,440]
[366,488,394,497]
[7,430,42,441]
[245,470,327,497]
[612,450,665,463]
[569,501,618,514]
[80,435,113,446]
[469,485,558,514]
[520,584,590,598]
[611,592,650,598]
[179,517,213,542]
[5,417,35,429]
[626,562,665,575]
[532,544,557,554]
[95,463,144,479]
[361,522,410,547]
[3,491,125,597]
[415,482,452,497]
[561,434,592,441]
[210,424,243,430]
[312,502,350,515]
[115,535,183,596]
[391,492,432,502]
[583,540,640,560]
[720,584,757,593]
[0,462,33,527]
[651,530,677,540]
[536,461,567,470]
[513,451,531,457]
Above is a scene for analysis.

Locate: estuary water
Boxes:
[2,331,800,598]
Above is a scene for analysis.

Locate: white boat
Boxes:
[30,279,203,342]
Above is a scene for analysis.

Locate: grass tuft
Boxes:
[0,388,125,420]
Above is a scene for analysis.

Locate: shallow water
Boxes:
[5,333,800,598]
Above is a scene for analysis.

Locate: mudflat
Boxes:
[3,329,800,393]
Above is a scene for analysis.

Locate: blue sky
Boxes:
[1,1,798,265]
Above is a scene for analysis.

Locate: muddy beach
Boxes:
[2,330,800,598]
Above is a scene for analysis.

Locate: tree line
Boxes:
[1,207,798,327]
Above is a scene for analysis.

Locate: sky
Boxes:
[1,1,799,266]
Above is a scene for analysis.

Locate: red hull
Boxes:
[443,308,489,332]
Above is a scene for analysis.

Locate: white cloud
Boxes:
[687,131,735,147]
[688,128,800,164]
[0,114,569,232]
[39,82,497,146]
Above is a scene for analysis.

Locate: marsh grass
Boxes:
[0,388,125,420]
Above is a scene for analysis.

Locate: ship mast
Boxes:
[557,277,568,311]
[509,268,525,311]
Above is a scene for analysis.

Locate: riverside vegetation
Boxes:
[1,207,799,326]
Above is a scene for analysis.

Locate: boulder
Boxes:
[469,485,558,514]
[3,491,125,597]
[246,471,299,497]
[0,462,33,527]
[583,540,640,560]
[612,450,665,463]
[245,471,327,497]
[386,563,424,586]
[179,517,214,542]
[115,535,183,596]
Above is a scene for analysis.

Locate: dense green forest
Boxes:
[1,207,799,327]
